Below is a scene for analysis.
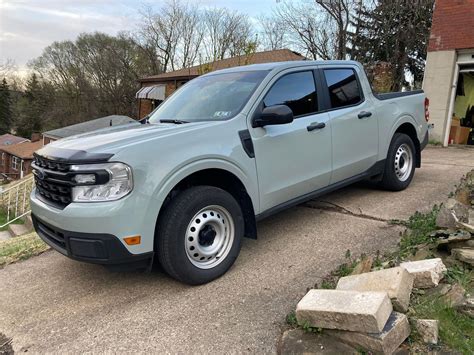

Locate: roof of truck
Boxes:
[202,60,363,76]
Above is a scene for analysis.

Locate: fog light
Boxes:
[124,235,141,245]
[74,174,96,184]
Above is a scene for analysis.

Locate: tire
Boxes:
[156,186,244,285]
[379,133,416,191]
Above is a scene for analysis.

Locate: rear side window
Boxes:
[323,69,362,109]
[263,71,318,117]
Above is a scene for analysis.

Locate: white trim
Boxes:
[443,57,474,147]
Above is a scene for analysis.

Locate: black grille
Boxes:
[33,154,73,208]
[35,217,67,251]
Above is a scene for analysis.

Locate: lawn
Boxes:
[0,232,49,268]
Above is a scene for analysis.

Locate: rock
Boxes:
[442,283,466,307]
[336,267,414,313]
[414,319,439,344]
[424,283,451,298]
[296,290,393,333]
[469,209,474,226]
[455,186,471,206]
[451,248,474,266]
[436,230,472,246]
[350,256,373,275]
[327,312,410,355]
[400,258,447,289]
[278,329,357,354]
[436,199,469,229]
[457,297,474,318]
[409,246,431,261]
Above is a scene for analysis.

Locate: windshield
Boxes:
[148,70,268,123]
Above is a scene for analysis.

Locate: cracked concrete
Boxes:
[0,147,473,353]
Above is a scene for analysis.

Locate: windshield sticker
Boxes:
[213,111,232,118]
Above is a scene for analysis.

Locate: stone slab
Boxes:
[451,248,474,266]
[414,319,438,345]
[400,258,447,289]
[0,231,11,241]
[278,328,357,354]
[336,267,414,313]
[7,223,32,237]
[296,289,393,333]
[327,312,410,355]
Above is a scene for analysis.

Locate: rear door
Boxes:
[250,69,332,212]
[320,67,378,183]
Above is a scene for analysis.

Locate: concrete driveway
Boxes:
[1,147,473,353]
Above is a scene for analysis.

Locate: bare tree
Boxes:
[274,1,335,60]
[202,8,255,62]
[258,15,287,50]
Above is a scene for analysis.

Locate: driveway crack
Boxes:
[302,201,390,223]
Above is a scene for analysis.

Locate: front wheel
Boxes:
[379,133,416,191]
[156,186,244,285]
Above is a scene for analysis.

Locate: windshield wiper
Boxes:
[159,119,189,124]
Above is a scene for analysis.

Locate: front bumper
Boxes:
[30,188,157,270]
[32,214,153,269]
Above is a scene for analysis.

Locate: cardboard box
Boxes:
[449,126,471,145]
[451,117,461,127]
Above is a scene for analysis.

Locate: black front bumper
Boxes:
[32,214,153,270]
[420,130,429,151]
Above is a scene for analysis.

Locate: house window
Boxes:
[11,156,20,170]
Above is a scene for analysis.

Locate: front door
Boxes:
[249,69,332,212]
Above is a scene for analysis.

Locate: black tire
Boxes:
[156,186,244,285]
[379,133,416,191]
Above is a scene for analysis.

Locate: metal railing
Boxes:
[0,176,34,228]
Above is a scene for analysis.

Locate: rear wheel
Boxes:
[156,186,243,285]
[379,133,416,191]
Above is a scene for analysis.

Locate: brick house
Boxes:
[423,0,474,146]
[0,139,44,180]
[136,49,306,119]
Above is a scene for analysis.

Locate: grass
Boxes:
[429,139,443,146]
[445,265,474,291]
[410,294,474,354]
[395,205,440,259]
[0,232,49,268]
[0,209,25,231]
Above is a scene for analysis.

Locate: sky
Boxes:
[0,0,278,72]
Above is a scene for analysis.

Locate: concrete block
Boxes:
[336,267,414,313]
[414,319,438,345]
[278,328,357,354]
[296,289,392,333]
[327,312,410,355]
[400,258,447,289]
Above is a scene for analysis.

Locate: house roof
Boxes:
[43,115,136,139]
[0,140,44,159]
[0,134,28,146]
[139,49,306,83]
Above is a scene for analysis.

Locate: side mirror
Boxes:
[252,105,294,128]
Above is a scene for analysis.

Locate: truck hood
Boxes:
[42,121,219,155]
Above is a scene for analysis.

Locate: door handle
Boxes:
[307,122,326,132]
[358,111,372,119]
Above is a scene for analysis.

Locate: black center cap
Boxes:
[198,225,217,247]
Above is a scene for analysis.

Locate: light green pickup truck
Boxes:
[30,60,429,285]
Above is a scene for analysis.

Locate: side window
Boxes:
[323,69,362,109]
[263,71,318,117]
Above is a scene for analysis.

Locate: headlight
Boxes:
[70,162,133,202]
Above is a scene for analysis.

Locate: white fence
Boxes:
[0,176,34,228]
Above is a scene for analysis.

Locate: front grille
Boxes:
[33,154,73,208]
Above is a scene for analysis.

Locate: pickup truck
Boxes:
[30,60,429,285]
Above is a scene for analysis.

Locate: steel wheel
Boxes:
[394,143,413,182]
[184,205,235,269]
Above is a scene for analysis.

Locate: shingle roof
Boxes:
[0,140,44,159]
[139,49,306,82]
[43,115,136,139]
[0,134,28,146]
